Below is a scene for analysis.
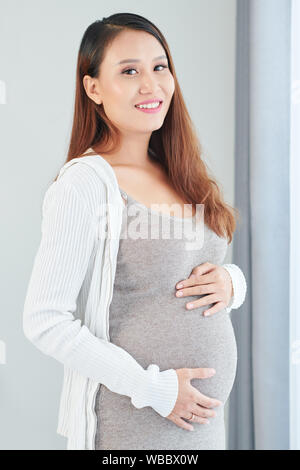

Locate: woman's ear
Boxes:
[82,75,102,105]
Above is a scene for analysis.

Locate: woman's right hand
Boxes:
[166,368,223,431]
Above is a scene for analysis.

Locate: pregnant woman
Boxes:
[94,182,239,450]
[23,13,247,450]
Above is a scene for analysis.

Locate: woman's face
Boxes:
[84,29,175,135]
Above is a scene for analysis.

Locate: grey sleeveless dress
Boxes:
[94,187,238,450]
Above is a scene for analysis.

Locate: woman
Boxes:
[23,13,247,450]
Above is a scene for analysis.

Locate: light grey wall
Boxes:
[0,0,236,449]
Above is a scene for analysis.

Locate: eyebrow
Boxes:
[115,55,168,65]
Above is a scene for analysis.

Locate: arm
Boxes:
[221,263,247,313]
[23,177,178,417]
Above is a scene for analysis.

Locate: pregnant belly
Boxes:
[108,301,238,405]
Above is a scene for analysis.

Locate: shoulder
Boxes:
[53,157,110,216]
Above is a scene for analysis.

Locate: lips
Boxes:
[134,101,163,113]
[135,99,163,107]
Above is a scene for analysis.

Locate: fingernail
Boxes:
[210,369,216,374]
[177,283,183,288]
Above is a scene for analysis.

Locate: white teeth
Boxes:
[136,101,161,109]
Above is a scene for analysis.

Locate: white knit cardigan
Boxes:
[22,150,247,450]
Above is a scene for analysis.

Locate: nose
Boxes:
[139,71,161,93]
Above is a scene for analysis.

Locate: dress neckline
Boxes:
[118,186,198,222]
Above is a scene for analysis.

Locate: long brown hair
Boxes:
[55,12,240,244]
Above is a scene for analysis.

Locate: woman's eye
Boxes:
[122,64,168,75]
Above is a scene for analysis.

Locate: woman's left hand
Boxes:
[175,262,234,316]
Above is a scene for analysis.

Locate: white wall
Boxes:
[0,0,236,449]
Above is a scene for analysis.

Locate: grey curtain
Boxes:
[228,0,291,450]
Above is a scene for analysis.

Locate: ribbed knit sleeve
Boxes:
[23,178,178,418]
[221,263,247,313]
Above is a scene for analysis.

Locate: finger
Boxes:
[203,301,226,317]
[192,404,217,419]
[176,272,215,290]
[196,392,223,408]
[191,262,216,278]
[186,294,218,310]
[183,410,211,424]
[189,415,210,424]
[198,417,210,424]
[171,414,194,431]
[192,271,217,284]
[175,283,218,298]
[189,367,216,380]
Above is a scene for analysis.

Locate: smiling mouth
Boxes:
[134,100,163,110]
